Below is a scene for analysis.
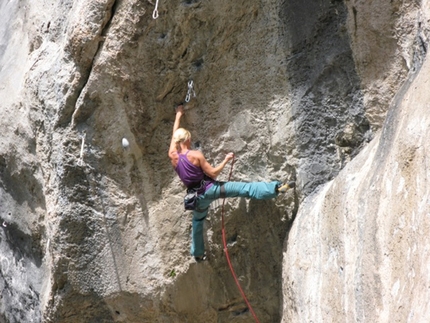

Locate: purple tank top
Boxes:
[175,151,214,191]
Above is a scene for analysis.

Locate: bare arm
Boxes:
[196,151,234,179]
[168,105,184,159]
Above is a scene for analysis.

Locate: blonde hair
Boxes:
[173,128,191,150]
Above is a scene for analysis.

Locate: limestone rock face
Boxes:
[0,0,428,322]
[282,52,430,322]
[344,0,426,129]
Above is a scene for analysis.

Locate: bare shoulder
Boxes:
[187,150,203,158]
[187,150,204,166]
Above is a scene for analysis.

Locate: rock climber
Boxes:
[168,104,295,262]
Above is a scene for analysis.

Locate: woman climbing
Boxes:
[168,104,295,262]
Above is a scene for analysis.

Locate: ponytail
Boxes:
[173,128,191,152]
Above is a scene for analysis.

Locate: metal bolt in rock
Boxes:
[122,138,130,149]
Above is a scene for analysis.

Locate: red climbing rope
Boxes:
[221,156,261,323]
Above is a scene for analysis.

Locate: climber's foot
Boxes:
[194,253,207,263]
[277,181,295,193]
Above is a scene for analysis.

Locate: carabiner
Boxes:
[153,0,159,19]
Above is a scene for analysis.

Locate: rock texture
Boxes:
[283,49,430,322]
[0,0,428,322]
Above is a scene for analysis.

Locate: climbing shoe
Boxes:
[277,181,295,193]
[194,254,207,263]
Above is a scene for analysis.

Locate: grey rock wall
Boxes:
[282,49,430,322]
[0,0,428,322]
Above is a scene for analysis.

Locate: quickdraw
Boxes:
[185,80,196,102]
[152,0,159,19]
[77,133,86,166]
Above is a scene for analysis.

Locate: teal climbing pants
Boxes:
[190,181,280,257]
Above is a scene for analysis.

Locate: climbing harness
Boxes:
[152,0,159,19]
[185,80,196,103]
[77,133,86,166]
[221,156,261,323]
[184,180,209,212]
